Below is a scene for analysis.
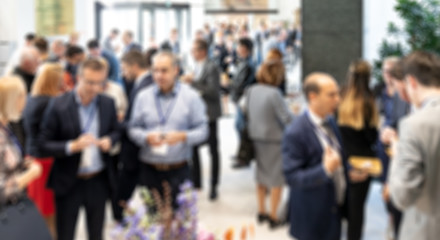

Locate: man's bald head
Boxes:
[303,72,337,101]
[19,46,40,74]
[20,47,39,63]
[303,72,340,118]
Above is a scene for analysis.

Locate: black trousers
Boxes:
[139,162,191,209]
[192,121,220,189]
[55,172,109,240]
[347,177,371,240]
[386,198,403,238]
[114,167,139,221]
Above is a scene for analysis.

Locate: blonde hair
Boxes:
[0,76,26,122]
[338,60,379,130]
[31,63,63,97]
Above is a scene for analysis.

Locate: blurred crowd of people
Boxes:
[0,18,439,240]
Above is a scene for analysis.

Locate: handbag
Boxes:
[0,197,52,240]
[348,156,383,177]
[235,89,255,166]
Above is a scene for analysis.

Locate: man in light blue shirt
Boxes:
[129,51,208,206]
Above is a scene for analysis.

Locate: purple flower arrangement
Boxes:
[111,181,206,240]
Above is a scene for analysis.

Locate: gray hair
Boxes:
[153,50,179,67]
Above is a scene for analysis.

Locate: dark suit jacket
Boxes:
[39,92,120,196]
[378,93,410,182]
[231,58,255,103]
[282,113,348,240]
[390,93,410,130]
[191,59,222,121]
[119,74,154,170]
[23,96,52,158]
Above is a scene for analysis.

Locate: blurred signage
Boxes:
[205,0,278,14]
[36,0,74,36]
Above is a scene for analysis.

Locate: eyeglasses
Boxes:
[83,79,106,87]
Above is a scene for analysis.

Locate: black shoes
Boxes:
[257,213,270,224]
[209,188,218,201]
[232,160,250,169]
[269,218,284,230]
[258,213,284,230]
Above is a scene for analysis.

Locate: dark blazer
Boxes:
[23,96,52,158]
[213,44,228,72]
[390,94,410,130]
[119,73,154,170]
[378,93,410,182]
[231,58,255,103]
[39,92,120,196]
[282,112,347,240]
[191,59,222,121]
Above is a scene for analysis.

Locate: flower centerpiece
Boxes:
[111,181,199,240]
[111,181,255,240]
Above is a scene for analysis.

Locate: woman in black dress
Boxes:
[338,60,379,240]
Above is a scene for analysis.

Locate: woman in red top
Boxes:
[23,63,64,238]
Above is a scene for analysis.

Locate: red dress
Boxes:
[27,157,55,217]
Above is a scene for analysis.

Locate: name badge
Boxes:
[152,144,169,156]
[80,145,98,168]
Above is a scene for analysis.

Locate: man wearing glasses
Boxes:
[40,58,120,240]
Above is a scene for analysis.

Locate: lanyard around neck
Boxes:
[155,88,179,126]
[81,103,97,133]
[308,112,341,151]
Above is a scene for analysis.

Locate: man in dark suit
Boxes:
[282,72,347,240]
[114,49,157,221]
[40,58,120,240]
[182,39,222,200]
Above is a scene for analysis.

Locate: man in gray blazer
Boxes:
[389,51,440,240]
[183,39,222,200]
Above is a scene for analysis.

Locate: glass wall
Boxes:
[99,3,190,54]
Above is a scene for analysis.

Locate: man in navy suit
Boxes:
[114,49,157,221]
[40,58,120,240]
[282,72,347,240]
